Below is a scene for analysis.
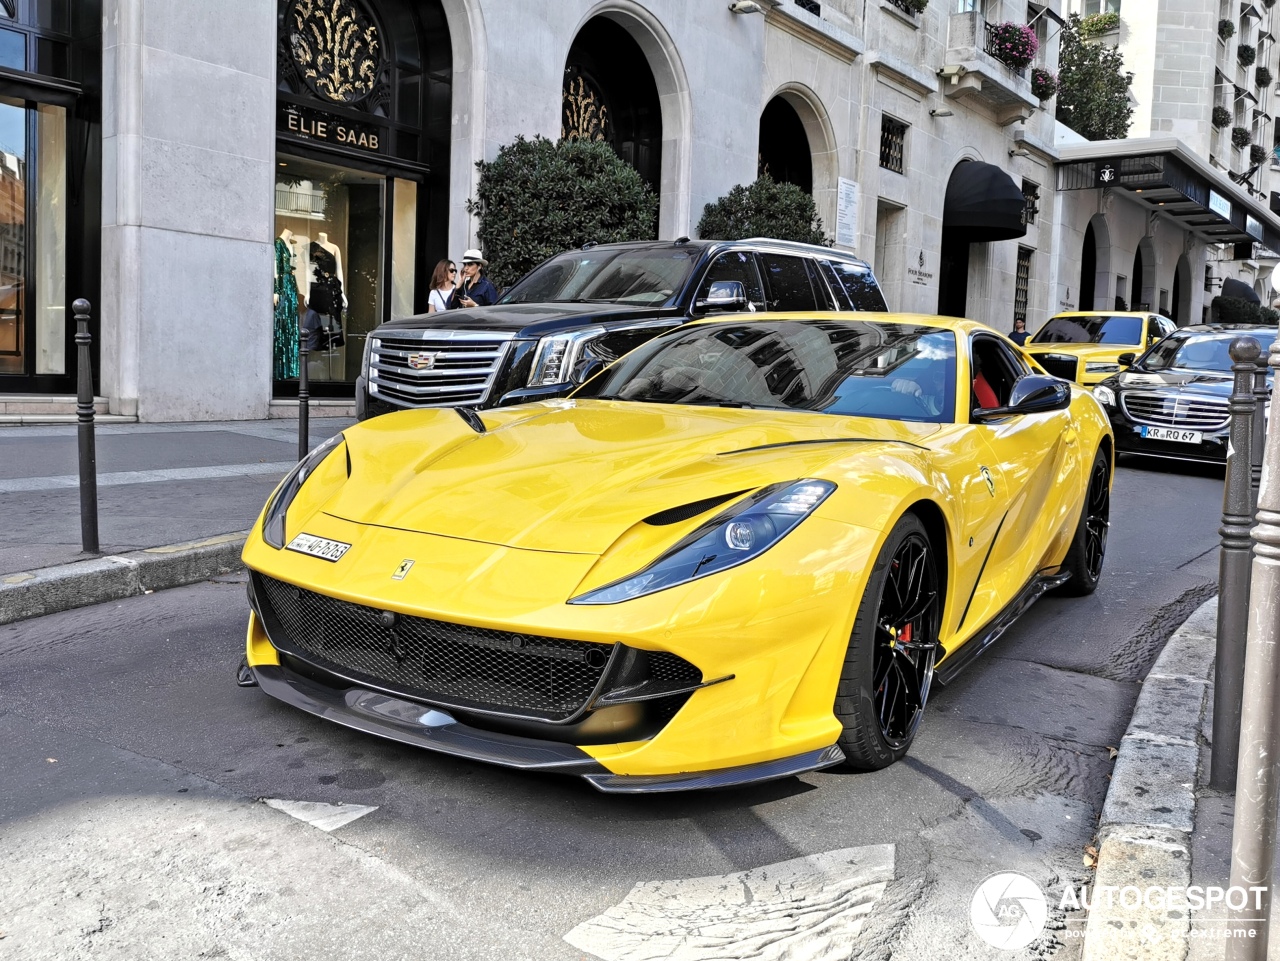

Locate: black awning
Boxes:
[1222,277,1261,303]
[942,161,1028,242]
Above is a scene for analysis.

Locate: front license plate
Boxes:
[1141,426,1203,444]
[286,532,352,562]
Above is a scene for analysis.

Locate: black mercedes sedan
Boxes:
[1091,324,1275,464]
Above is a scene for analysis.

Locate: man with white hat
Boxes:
[449,248,499,309]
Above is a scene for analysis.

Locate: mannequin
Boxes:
[279,227,310,300]
[309,232,347,348]
[272,231,301,379]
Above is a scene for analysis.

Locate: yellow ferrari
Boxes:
[1023,310,1176,385]
[241,313,1113,792]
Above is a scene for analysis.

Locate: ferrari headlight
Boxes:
[530,327,606,386]
[1092,384,1116,407]
[262,433,345,549]
[1085,362,1122,375]
[569,480,836,605]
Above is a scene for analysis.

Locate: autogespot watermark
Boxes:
[969,872,1270,950]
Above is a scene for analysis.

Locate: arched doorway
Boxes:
[1172,253,1192,325]
[938,160,1027,318]
[1080,223,1097,310]
[758,96,811,193]
[563,17,662,195]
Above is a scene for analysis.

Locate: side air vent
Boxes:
[643,491,748,526]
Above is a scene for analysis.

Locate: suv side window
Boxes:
[759,253,819,311]
[695,251,766,310]
[822,260,889,311]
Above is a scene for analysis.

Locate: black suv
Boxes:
[355,238,887,419]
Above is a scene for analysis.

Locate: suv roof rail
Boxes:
[674,236,690,244]
[581,241,598,250]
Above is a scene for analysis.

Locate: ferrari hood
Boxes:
[325,401,939,554]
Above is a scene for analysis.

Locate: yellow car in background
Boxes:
[1023,311,1177,385]
[241,313,1113,793]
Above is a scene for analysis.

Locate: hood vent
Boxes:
[643,490,748,527]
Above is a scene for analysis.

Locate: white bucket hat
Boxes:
[461,248,488,267]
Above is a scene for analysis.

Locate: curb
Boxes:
[1082,596,1217,960]
[0,532,249,626]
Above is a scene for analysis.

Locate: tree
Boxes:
[1055,13,1134,141]
[696,175,829,245]
[467,136,659,290]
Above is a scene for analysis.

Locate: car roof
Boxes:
[560,237,874,269]
[681,310,994,336]
[1049,311,1162,318]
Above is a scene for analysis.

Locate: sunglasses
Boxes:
[448,267,457,273]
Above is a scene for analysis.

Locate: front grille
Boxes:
[254,575,700,722]
[369,329,515,408]
[1121,391,1230,430]
[1035,354,1080,381]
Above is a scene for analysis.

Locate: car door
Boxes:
[953,334,1079,637]
[757,252,821,311]
[692,250,768,312]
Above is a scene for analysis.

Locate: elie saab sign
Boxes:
[278,103,382,153]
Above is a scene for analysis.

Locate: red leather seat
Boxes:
[973,372,998,409]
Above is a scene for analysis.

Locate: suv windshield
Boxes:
[1139,331,1277,372]
[575,320,957,423]
[499,247,700,306]
[1032,315,1143,345]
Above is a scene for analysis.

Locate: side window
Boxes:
[824,260,889,311]
[970,336,1028,411]
[696,251,766,309]
[805,259,839,309]
[1157,317,1176,338]
[759,253,819,311]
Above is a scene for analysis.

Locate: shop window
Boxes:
[275,156,386,388]
[880,115,908,174]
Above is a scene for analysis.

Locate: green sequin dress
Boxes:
[273,237,300,380]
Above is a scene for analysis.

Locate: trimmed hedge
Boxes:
[1213,295,1280,325]
[466,136,659,290]
[697,175,829,245]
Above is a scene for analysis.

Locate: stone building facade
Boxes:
[1,0,1276,421]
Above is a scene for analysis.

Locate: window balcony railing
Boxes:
[941,11,1040,123]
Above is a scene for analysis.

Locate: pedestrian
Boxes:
[299,295,324,352]
[427,259,455,313]
[450,248,498,309]
[1009,318,1031,346]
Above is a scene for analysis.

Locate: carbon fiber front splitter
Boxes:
[251,663,845,793]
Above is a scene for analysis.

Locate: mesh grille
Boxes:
[369,330,514,408]
[255,575,700,722]
[1036,354,1080,381]
[1121,391,1230,429]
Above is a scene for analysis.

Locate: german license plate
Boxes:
[286,532,351,561]
[1141,426,1202,444]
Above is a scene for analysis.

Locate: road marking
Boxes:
[0,461,297,494]
[260,799,378,832]
[564,844,894,961]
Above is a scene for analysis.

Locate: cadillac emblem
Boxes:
[407,351,439,371]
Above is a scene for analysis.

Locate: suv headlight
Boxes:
[363,336,380,390]
[530,327,607,386]
[570,480,835,605]
[1085,362,1121,375]
[262,434,346,549]
[1092,384,1116,407]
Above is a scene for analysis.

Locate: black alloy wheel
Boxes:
[836,513,941,770]
[1057,448,1110,596]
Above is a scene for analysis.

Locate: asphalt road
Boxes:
[0,456,1223,961]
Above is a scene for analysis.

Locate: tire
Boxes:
[1055,448,1110,597]
[835,513,941,771]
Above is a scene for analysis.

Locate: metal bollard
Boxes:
[297,332,310,461]
[1227,334,1280,959]
[1211,337,1260,789]
[73,298,99,555]
[1253,360,1269,510]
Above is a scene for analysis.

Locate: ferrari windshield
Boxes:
[1032,315,1143,345]
[576,319,958,423]
[1139,331,1277,372]
[499,247,700,306]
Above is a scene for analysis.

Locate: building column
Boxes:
[100,0,276,421]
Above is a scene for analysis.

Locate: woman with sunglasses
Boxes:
[427,260,456,313]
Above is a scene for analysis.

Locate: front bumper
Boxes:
[248,657,845,793]
[1108,414,1228,463]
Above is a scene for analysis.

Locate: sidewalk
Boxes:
[0,415,352,625]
